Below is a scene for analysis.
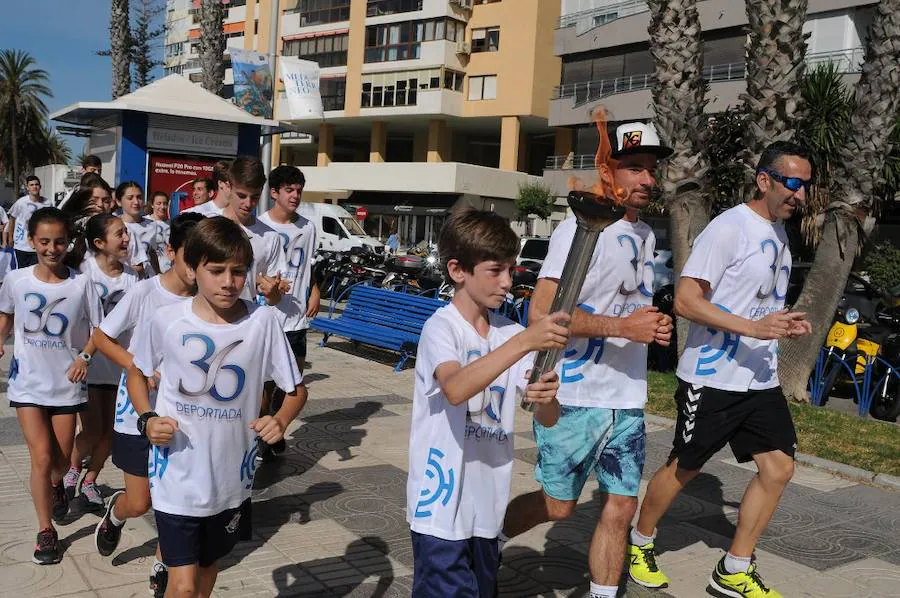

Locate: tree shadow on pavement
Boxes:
[271,536,397,597]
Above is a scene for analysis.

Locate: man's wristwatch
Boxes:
[137,411,159,437]
[78,351,92,364]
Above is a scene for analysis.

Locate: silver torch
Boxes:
[520,189,623,411]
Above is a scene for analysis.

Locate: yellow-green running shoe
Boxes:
[708,557,783,598]
[628,541,670,589]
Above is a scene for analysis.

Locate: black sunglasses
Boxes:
[759,169,812,193]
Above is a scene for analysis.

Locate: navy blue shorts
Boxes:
[285,329,308,365]
[111,431,150,478]
[9,401,86,415]
[411,530,499,598]
[155,499,251,568]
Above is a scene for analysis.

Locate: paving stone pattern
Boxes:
[0,334,897,597]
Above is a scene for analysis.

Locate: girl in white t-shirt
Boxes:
[63,214,139,511]
[0,207,102,566]
[116,182,160,277]
[147,191,172,273]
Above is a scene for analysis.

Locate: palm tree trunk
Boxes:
[648,0,710,354]
[740,0,809,190]
[9,104,19,195]
[200,0,226,95]
[778,0,900,401]
[110,0,132,98]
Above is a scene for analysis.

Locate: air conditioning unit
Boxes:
[456,40,471,55]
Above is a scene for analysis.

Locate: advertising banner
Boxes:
[280,56,324,119]
[232,48,274,118]
[147,154,220,215]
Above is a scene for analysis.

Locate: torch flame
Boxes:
[591,107,626,203]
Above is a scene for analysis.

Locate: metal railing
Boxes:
[545,154,597,170]
[558,0,649,33]
[553,47,864,106]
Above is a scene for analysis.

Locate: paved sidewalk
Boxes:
[0,334,898,597]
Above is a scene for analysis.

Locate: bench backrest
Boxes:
[343,286,447,335]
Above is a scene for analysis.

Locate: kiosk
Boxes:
[50,75,281,214]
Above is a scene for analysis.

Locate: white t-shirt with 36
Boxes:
[406,304,531,541]
[10,196,52,252]
[151,219,171,273]
[124,217,162,275]
[0,267,102,406]
[241,219,288,302]
[539,217,656,409]
[100,276,192,435]
[259,212,317,331]
[677,203,793,392]
[82,257,140,386]
[132,300,302,517]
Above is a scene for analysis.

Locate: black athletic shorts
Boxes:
[668,378,797,470]
[9,401,86,415]
[87,383,119,392]
[285,329,308,365]
[14,250,37,269]
[155,499,252,567]
[111,431,150,478]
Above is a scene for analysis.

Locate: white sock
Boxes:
[109,504,125,527]
[152,557,167,573]
[589,581,618,598]
[630,527,655,547]
[723,552,751,574]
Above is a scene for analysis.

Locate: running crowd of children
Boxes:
[4,122,812,598]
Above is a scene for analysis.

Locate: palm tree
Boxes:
[739,0,809,191]
[43,129,72,165]
[0,49,51,192]
[648,0,710,352]
[797,63,852,247]
[111,0,132,98]
[778,0,900,402]
[200,0,226,95]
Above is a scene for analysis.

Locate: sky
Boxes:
[0,0,164,153]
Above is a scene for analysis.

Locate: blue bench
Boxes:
[310,285,447,371]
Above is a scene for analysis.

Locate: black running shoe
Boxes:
[32,528,61,565]
[149,565,168,598]
[95,490,125,557]
[271,438,287,455]
[51,483,69,523]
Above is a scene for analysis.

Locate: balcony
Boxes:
[545,154,596,170]
[553,47,864,107]
[558,0,649,35]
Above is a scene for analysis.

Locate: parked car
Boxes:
[517,237,549,270]
[786,263,885,320]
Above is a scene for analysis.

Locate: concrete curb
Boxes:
[642,412,900,491]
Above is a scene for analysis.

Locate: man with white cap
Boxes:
[502,121,674,598]
[628,141,812,598]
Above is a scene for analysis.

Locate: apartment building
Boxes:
[544,0,876,199]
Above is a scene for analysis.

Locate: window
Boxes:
[165,42,184,58]
[322,216,347,238]
[286,0,351,26]
[320,77,347,111]
[361,68,464,107]
[366,0,422,17]
[283,33,349,68]
[364,18,466,63]
[468,75,497,100]
[471,27,500,53]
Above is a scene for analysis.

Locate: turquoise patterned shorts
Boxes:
[534,406,645,500]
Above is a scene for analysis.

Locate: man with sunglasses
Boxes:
[628,141,813,598]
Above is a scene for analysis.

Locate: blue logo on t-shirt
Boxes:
[414,448,455,518]
[22,293,68,337]
[695,304,740,376]
[178,334,246,402]
[561,304,605,384]
[617,234,653,298]
[240,444,258,489]
[757,239,790,300]
[148,446,169,487]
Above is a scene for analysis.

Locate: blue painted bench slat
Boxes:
[310,286,447,370]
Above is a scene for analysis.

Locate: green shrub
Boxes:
[515,182,554,221]
[864,242,900,295]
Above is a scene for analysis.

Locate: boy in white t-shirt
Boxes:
[91,213,204,598]
[629,141,813,598]
[126,217,306,596]
[7,175,52,268]
[407,209,568,597]
[184,160,231,217]
[220,156,287,305]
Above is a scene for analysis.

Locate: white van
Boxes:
[298,203,384,253]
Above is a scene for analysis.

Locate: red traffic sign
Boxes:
[356,207,368,220]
